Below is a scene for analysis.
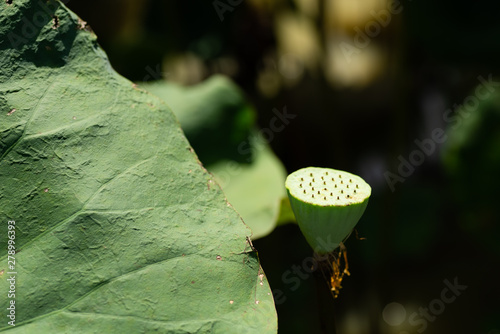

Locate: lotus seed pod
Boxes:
[285,167,371,254]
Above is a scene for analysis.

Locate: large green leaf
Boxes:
[140,78,292,239]
[0,1,276,333]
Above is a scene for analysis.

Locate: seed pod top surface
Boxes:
[285,167,371,207]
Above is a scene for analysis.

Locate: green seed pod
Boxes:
[285,167,371,254]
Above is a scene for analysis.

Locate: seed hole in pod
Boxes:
[337,196,339,200]
[341,180,343,184]
[347,185,349,188]
[349,179,352,183]
[312,194,315,198]
[310,173,313,177]
[335,184,337,188]
[354,190,357,193]
[323,181,326,185]
[301,177,304,181]
[330,192,333,196]
[356,184,359,188]
[326,172,329,175]
[324,188,327,191]
[339,174,341,178]
[309,182,312,186]
[324,196,327,200]
[303,190,306,194]
[313,178,315,182]
[331,178,335,181]
[317,191,320,194]
[312,187,315,191]
[321,176,324,180]
[341,190,344,194]
[300,184,302,188]
[346,195,350,198]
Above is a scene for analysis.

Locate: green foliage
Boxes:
[0,1,276,332]
[140,76,256,166]
[140,78,290,239]
[209,133,287,239]
[441,81,500,255]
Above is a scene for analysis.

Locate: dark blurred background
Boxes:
[66,0,500,333]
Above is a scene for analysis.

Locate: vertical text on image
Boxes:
[6,220,17,327]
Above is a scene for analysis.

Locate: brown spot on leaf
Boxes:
[52,16,59,29]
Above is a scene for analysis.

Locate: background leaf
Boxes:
[0,1,276,333]
[140,76,256,166]
[441,81,500,256]
[208,133,288,239]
